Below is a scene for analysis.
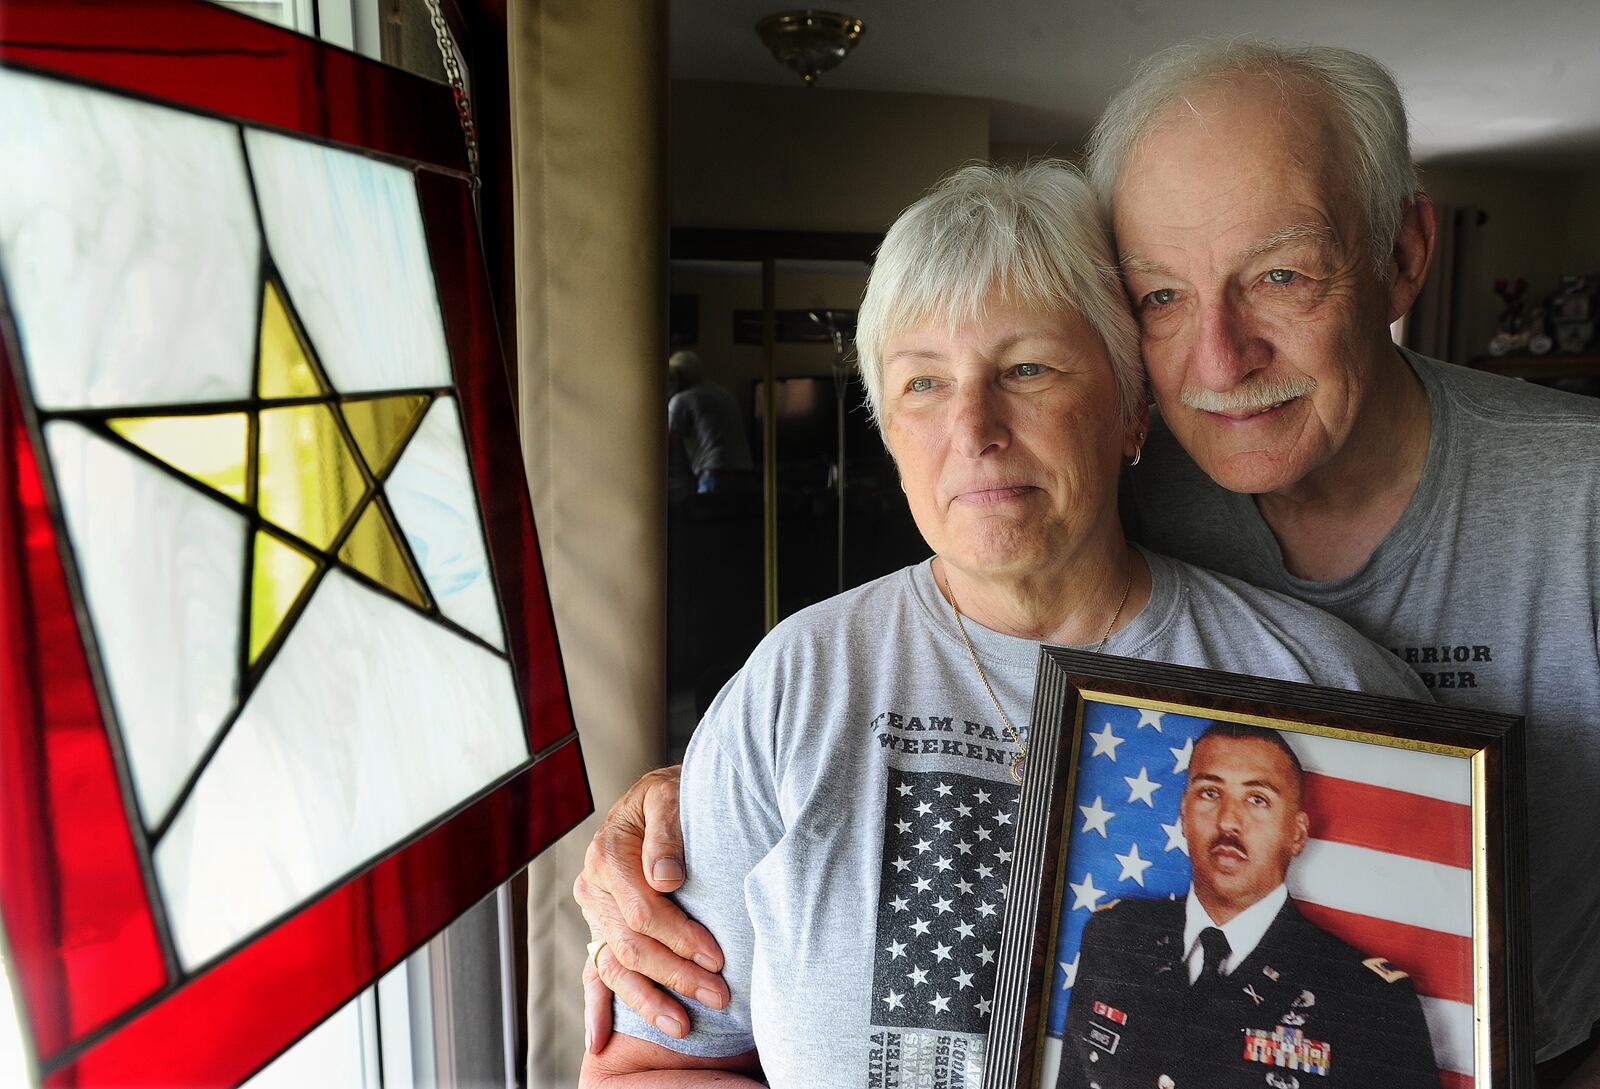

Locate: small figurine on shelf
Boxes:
[1548,274,1596,354]
[1489,277,1554,356]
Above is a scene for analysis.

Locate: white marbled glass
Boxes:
[44,423,247,830]
[154,570,529,970]
[244,129,452,394]
[0,68,259,410]
[384,398,507,650]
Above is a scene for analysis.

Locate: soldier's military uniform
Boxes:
[1057,895,1439,1089]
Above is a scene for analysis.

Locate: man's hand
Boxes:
[575,765,728,1053]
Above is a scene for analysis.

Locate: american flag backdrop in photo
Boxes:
[869,769,1022,1037]
[1046,700,1477,1089]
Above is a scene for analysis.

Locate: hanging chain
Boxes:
[422,0,480,184]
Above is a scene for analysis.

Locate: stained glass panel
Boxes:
[0,8,589,1082]
[0,65,258,410]
[42,421,246,828]
[257,404,369,550]
[106,412,250,502]
[386,398,507,650]
[341,393,429,477]
[250,530,319,665]
[338,499,428,608]
[244,129,453,394]
[258,281,326,399]
[154,570,529,970]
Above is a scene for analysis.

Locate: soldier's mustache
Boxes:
[1208,833,1248,858]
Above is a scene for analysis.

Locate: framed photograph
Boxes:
[985,648,1533,1089]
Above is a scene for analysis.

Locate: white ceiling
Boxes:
[671,0,1600,167]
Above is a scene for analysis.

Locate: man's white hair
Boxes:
[855,160,1143,428]
[1086,39,1421,277]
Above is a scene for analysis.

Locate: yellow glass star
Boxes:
[105,278,433,666]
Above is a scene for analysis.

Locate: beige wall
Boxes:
[989,138,1088,166]
[1420,163,1600,359]
[671,80,989,232]
[1562,166,1600,271]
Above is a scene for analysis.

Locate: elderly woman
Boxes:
[578,162,1425,1087]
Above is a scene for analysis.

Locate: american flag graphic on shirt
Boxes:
[869,769,1021,1039]
[1044,700,1475,1089]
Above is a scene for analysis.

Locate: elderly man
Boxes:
[575,40,1600,1082]
[1059,723,1438,1089]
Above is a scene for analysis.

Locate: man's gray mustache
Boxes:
[1180,376,1318,414]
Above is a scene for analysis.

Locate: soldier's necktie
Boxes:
[1197,926,1231,982]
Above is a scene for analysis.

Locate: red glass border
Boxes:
[0,0,468,175]
[0,359,169,1061]
[46,742,590,1087]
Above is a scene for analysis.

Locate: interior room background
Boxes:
[4,0,1595,1086]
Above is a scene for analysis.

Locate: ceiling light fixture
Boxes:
[755,10,865,86]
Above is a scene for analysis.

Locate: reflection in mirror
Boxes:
[665,257,928,759]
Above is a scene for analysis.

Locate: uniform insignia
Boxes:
[1243,1027,1331,1075]
[1244,984,1264,1006]
[1085,1023,1121,1054]
[1362,957,1410,983]
[1279,1011,1307,1027]
[1291,989,1316,1009]
[1092,1000,1128,1025]
[1095,898,1123,913]
[1265,1074,1301,1089]
[1262,965,1280,982]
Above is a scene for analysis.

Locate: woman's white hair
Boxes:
[855,160,1143,428]
[1086,39,1420,278]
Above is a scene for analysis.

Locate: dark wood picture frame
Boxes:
[985,647,1533,1089]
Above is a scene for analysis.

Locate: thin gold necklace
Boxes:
[944,560,1133,785]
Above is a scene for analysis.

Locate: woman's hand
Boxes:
[575,765,729,1052]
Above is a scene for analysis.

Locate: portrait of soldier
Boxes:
[1058,723,1440,1089]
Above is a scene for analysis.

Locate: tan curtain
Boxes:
[507,1,667,1084]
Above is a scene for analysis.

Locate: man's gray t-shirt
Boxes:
[1123,348,1600,1059]
[613,549,1427,1086]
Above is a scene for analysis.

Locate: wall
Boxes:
[989,138,1088,166]
[1421,162,1600,359]
[1563,165,1600,271]
[670,80,989,232]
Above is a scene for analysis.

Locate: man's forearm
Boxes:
[579,1039,762,1089]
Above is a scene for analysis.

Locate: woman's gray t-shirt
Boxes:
[612,548,1428,1087]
